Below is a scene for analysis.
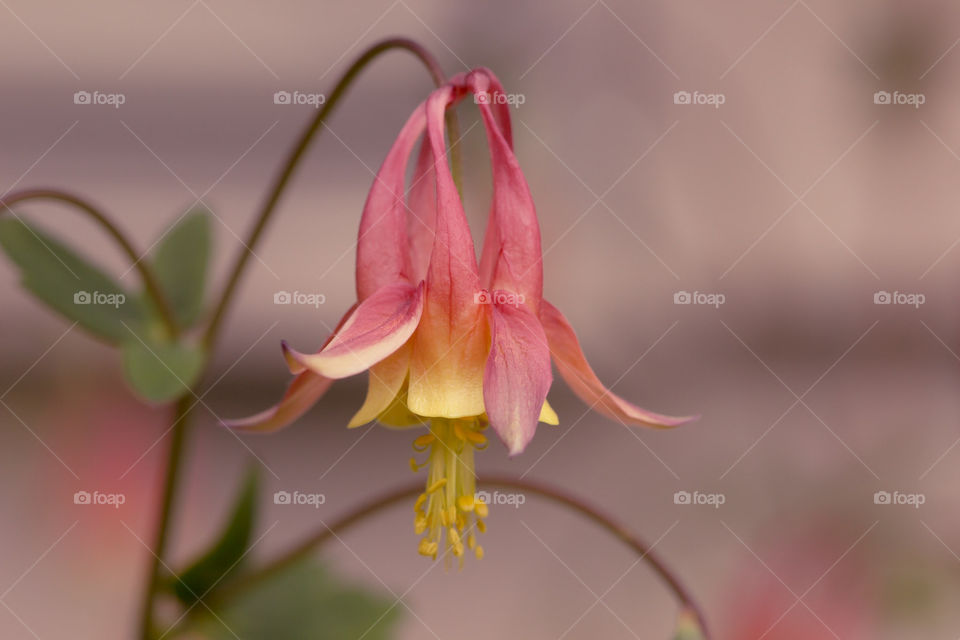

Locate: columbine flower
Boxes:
[227,68,694,561]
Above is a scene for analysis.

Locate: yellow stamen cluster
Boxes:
[410,418,488,563]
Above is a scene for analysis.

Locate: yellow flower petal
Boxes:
[538,398,559,425]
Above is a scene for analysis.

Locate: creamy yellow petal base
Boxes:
[407,309,487,419]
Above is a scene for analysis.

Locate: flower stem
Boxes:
[133,38,453,639]
[0,189,180,338]
[202,36,453,352]
[207,476,711,637]
[138,396,192,639]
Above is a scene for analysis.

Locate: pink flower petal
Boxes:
[470,72,543,309]
[222,371,333,433]
[356,98,427,299]
[484,297,553,456]
[285,281,424,379]
[406,137,436,284]
[406,85,488,419]
[540,300,697,428]
[421,85,482,305]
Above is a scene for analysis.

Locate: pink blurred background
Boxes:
[3,1,960,638]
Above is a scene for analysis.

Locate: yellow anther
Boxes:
[414,514,428,535]
[463,430,487,446]
[409,417,490,563]
[475,501,489,519]
[412,433,435,451]
[477,519,487,533]
[418,539,438,558]
[475,545,485,560]
[448,528,464,557]
[457,495,475,512]
[414,493,428,512]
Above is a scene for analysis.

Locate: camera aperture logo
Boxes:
[73,490,126,508]
[73,90,126,108]
[873,290,924,308]
[674,290,725,308]
[274,290,326,308]
[473,289,525,307]
[273,490,325,508]
[873,490,924,509]
[475,490,525,508]
[273,90,326,109]
[673,490,725,508]
[74,290,126,308]
[673,90,725,109]
[473,91,525,108]
[873,90,925,109]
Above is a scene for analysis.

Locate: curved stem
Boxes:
[138,397,192,639]
[136,38,453,639]
[0,189,180,338]
[209,476,710,638]
[487,476,710,638]
[202,36,453,352]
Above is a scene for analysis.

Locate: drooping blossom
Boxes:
[227,68,694,560]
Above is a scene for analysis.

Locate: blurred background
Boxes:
[2,0,960,638]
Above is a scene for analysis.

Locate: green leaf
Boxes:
[173,468,259,605]
[149,209,211,328]
[197,562,402,640]
[0,218,149,343]
[121,337,204,403]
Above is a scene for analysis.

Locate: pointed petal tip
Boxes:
[645,412,700,429]
[346,413,371,429]
[280,341,314,374]
[220,415,271,434]
[280,340,307,374]
[541,300,698,432]
[221,370,333,434]
[505,439,529,457]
